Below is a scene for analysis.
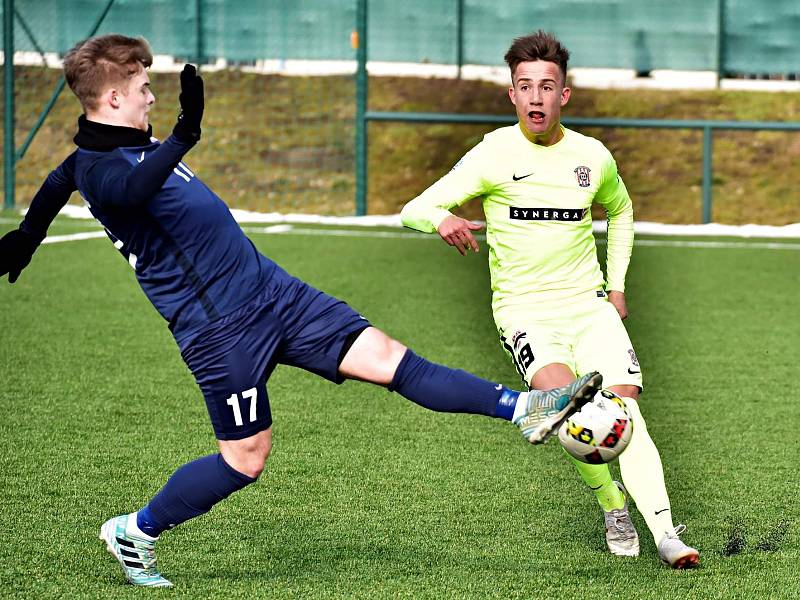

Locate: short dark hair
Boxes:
[504,30,570,84]
[63,34,153,111]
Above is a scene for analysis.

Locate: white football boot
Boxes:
[603,481,640,557]
[658,524,700,569]
[99,513,173,587]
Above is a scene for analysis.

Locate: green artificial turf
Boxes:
[0,219,798,598]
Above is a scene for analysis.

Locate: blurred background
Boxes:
[2,0,799,223]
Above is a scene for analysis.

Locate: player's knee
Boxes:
[338,327,408,385]
[221,432,272,479]
[237,446,271,479]
[610,384,640,400]
[378,337,408,378]
[358,330,407,379]
[384,337,408,364]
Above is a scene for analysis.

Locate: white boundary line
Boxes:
[38,224,800,250]
[19,205,799,248]
[626,239,800,250]
[242,225,800,250]
[241,225,430,239]
[32,205,800,239]
[41,231,107,244]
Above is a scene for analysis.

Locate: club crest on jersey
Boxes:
[511,330,526,349]
[628,348,639,367]
[574,165,591,187]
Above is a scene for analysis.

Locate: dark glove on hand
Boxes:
[0,228,41,283]
[172,63,204,143]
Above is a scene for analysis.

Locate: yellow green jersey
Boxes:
[401,124,634,318]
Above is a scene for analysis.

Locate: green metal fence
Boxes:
[2,0,800,220]
[352,0,800,224]
[2,0,360,215]
[359,111,800,223]
[5,1,799,75]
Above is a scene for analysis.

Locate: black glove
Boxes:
[172,64,204,143]
[0,228,41,283]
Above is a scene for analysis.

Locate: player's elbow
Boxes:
[399,201,434,233]
[124,181,156,207]
[606,212,633,227]
[607,203,634,220]
[399,202,415,228]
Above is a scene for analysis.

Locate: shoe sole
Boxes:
[608,544,640,557]
[526,372,603,444]
[99,519,173,588]
[99,519,120,564]
[664,550,700,569]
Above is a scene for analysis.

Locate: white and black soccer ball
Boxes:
[558,389,634,464]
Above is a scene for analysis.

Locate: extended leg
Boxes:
[338,327,600,443]
[611,386,699,568]
[100,429,270,587]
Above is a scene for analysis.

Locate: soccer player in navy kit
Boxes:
[0,35,602,587]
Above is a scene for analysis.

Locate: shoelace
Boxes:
[608,513,634,538]
[538,389,567,412]
[538,391,554,411]
[519,391,550,419]
[664,524,687,540]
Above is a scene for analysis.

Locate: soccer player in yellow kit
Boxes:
[401,31,699,568]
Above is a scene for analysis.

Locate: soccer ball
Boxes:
[558,389,633,464]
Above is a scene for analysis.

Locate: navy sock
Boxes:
[388,349,519,419]
[136,453,257,537]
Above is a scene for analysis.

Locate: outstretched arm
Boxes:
[0,152,78,283]
[400,142,488,255]
[83,64,205,210]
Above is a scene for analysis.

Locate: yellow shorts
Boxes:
[496,294,643,390]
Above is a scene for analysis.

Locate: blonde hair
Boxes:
[63,34,153,111]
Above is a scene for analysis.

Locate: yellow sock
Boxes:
[565,449,625,512]
[618,396,675,543]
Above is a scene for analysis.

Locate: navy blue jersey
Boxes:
[20,151,78,242]
[73,136,276,344]
[23,119,371,441]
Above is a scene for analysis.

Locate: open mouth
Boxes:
[528,111,545,124]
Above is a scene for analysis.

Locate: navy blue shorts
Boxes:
[180,266,370,440]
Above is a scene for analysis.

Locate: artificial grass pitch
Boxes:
[0,221,798,598]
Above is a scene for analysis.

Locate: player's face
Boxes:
[117,66,155,131]
[508,60,570,146]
